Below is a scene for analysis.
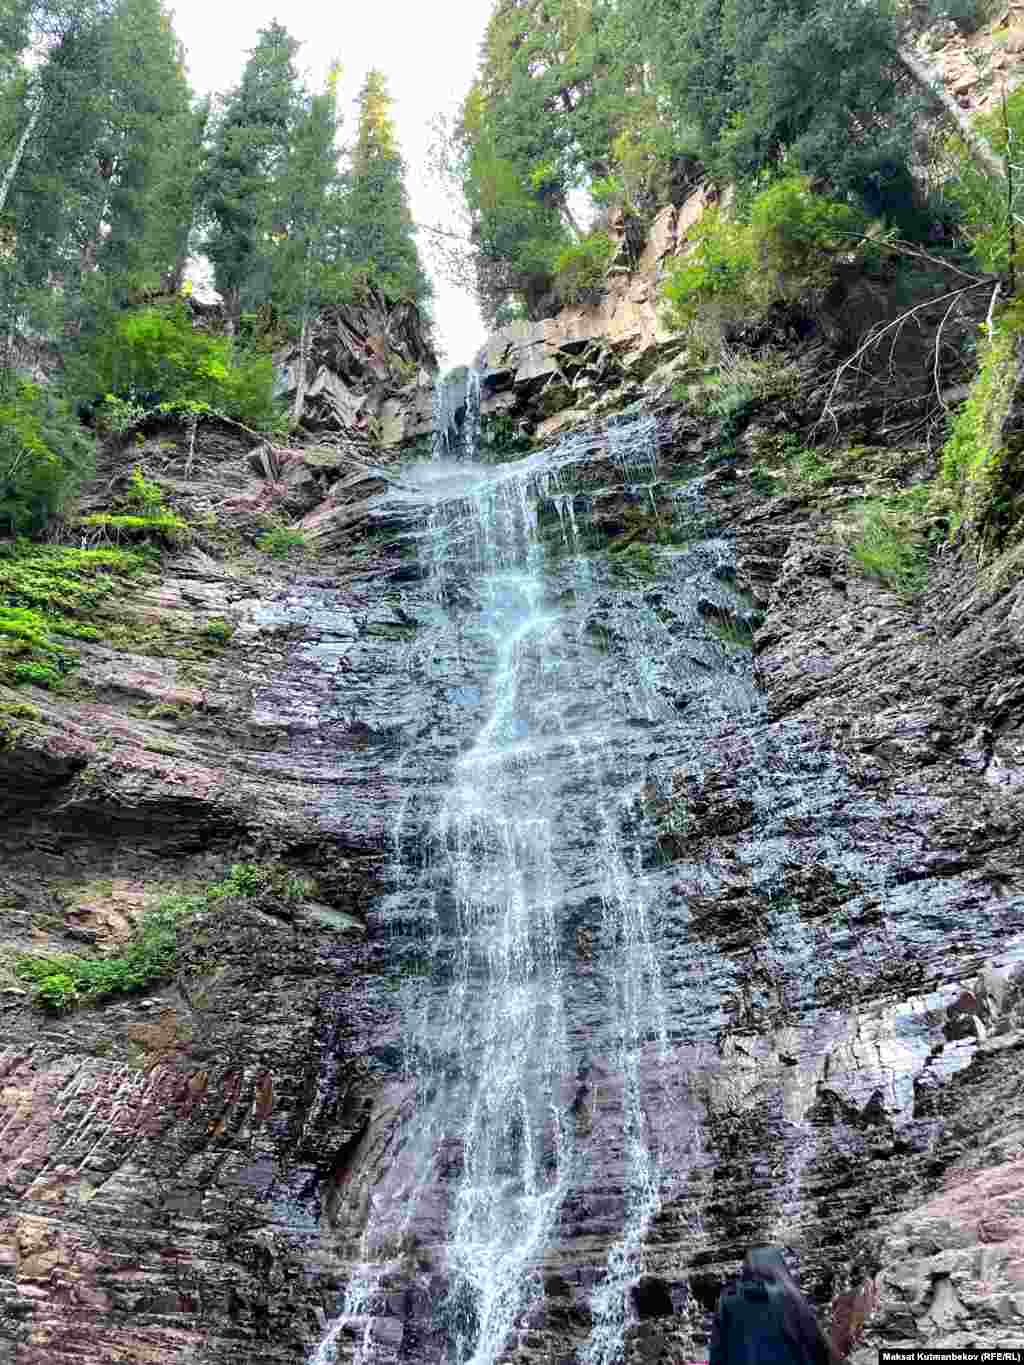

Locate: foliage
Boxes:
[450,0,949,317]
[125,465,164,514]
[944,88,1024,275]
[661,177,865,338]
[342,69,432,304]
[0,0,201,386]
[258,525,308,558]
[268,64,356,345]
[480,412,531,462]
[15,861,312,1011]
[747,176,863,278]
[447,0,685,321]
[0,539,146,687]
[554,232,617,304]
[80,512,188,540]
[942,300,1024,549]
[200,21,302,327]
[661,208,756,331]
[0,379,96,534]
[81,302,282,430]
[202,616,234,642]
[842,487,936,592]
[638,0,921,206]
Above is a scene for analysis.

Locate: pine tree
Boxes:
[343,68,431,304]
[202,21,301,330]
[272,64,348,421]
[93,0,196,292]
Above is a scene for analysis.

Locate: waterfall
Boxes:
[311,387,758,1365]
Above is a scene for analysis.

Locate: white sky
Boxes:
[171,0,491,366]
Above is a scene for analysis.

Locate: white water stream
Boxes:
[311,397,728,1365]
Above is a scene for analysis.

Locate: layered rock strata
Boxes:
[1,309,1023,1365]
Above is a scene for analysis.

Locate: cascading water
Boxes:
[311,392,760,1365]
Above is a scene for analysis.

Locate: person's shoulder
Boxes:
[717,1275,747,1306]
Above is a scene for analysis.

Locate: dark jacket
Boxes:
[708,1275,832,1365]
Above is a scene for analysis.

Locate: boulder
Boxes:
[275,287,438,449]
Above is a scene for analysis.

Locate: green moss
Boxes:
[942,300,1024,551]
[79,512,189,538]
[479,413,532,463]
[0,699,41,721]
[0,540,149,688]
[705,614,755,648]
[15,861,313,1012]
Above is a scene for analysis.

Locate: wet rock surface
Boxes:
[1,363,1024,1365]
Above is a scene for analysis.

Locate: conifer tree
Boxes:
[343,68,431,304]
[272,63,348,421]
[92,0,196,292]
[202,21,301,329]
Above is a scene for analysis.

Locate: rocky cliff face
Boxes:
[1,270,1024,1365]
[275,285,439,449]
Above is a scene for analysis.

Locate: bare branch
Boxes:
[933,293,966,411]
[817,279,995,434]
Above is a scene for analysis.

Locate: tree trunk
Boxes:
[291,307,310,427]
[896,44,1006,183]
[0,86,43,218]
[559,196,583,239]
[222,286,241,335]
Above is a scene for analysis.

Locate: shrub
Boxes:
[944,88,1024,275]
[661,177,864,336]
[125,466,165,515]
[554,231,617,304]
[82,302,283,432]
[0,379,96,534]
[843,493,934,592]
[77,465,189,543]
[747,176,862,281]
[15,897,195,1009]
[258,526,308,558]
[661,208,755,330]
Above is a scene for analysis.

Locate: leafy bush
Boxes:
[662,208,755,330]
[77,464,188,543]
[15,897,195,1009]
[0,379,96,534]
[258,526,308,558]
[747,176,862,279]
[554,232,617,304]
[125,466,165,515]
[662,177,864,336]
[82,302,283,432]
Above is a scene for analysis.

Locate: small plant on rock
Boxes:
[258,526,309,558]
[203,617,235,643]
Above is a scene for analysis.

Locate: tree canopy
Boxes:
[450,0,1003,322]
